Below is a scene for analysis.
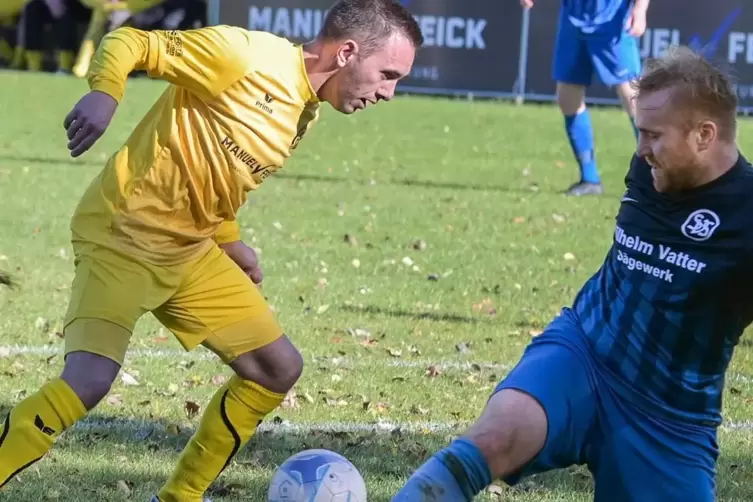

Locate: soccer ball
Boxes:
[267,449,367,501]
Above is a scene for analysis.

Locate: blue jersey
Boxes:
[562,0,634,36]
[573,153,753,426]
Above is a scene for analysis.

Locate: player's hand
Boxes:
[219,240,264,285]
[520,0,534,8]
[626,6,647,37]
[63,91,118,158]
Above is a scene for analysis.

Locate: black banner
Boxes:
[208,0,523,97]
[524,1,753,110]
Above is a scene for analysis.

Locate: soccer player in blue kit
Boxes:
[521,0,649,196]
[393,46,751,501]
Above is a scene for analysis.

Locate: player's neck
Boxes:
[301,41,337,95]
[698,144,740,186]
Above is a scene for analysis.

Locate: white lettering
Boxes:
[415,15,487,49]
[640,29,681,59]
[249,8,325,39]
[729,32,747,63]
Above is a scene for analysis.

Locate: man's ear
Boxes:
[335,40,360,68]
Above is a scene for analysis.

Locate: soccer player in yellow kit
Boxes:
[0,1,422,500]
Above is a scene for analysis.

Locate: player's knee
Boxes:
[61,351,121,409]
[230,335,303,393]
[556,83,586,115]
[464,389,548,478]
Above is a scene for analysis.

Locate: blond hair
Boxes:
[632,46,738,141]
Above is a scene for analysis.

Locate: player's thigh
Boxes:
[593,404,718,502]
[154,244,283,364]
[494,311,600,485]
[553,17,593,86]
[64,244,177,365]
[588,33,641,86]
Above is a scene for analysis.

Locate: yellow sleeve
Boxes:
[87,25,251,103]
[214,220,241,245]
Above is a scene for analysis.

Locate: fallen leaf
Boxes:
[185,401,200,419]
[281,391,298,409]
[35,317,50,332]
[211,375,228,386]
[121,371,140,386]
[412,239,428,251]
[426,365,441,377]
[343,234,358,246]
[106,394,123,406]
[116,480,132,497]
[513,216,526,224]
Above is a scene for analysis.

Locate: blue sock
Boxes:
[629,115,638,140]
[565,109,599,184]
[392,437,493,501]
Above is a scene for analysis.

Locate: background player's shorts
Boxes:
[63,242,283,365]
[494,309,719,502]
[553,17,641,87]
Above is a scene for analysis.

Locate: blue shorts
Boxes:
[553,17,641,87]
[495,309,719,502]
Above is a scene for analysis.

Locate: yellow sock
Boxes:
[10,46,23,69]
[25,50,43,71]
[0,40,12,64]
[0,378,87,488]
[57,50,73,72]
[72,39,95,78]
[157,376,285,502]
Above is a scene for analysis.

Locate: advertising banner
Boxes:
[207,0,524,98]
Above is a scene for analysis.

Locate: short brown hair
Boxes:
[319,0,423,54]
[633,46,738,140]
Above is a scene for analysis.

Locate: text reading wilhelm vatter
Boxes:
[614,226,707,283]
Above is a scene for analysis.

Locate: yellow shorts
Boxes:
[63,242,283,365]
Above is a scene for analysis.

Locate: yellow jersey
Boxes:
[73,26,321,265]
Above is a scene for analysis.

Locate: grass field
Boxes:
[2,70,753,501]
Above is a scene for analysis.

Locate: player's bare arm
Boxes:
[626,0,649,37]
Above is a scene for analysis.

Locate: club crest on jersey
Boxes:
[681,209,720,241]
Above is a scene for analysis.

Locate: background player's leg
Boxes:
[590,33,642,140]
[393,311,599,501]
[153,245,300,502]
[552,14,602,196]
[20,0,52,71]
[557,83,602,195]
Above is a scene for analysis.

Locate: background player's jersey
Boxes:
[573,154,753,426]
[71,26,321,264]
[561,0,634,37]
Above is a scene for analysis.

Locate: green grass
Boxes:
[2,70,753,501]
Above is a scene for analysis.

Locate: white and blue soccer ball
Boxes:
[267,449,367,502]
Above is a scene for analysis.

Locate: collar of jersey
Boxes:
[297,45,320,104]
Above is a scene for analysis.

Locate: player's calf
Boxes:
[392,389,547,501]
[157,336,304,502]
[0,351,118,488]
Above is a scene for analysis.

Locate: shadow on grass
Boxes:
[338,303,493,325]
[1,407,751,501]
[0,154,541,195]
